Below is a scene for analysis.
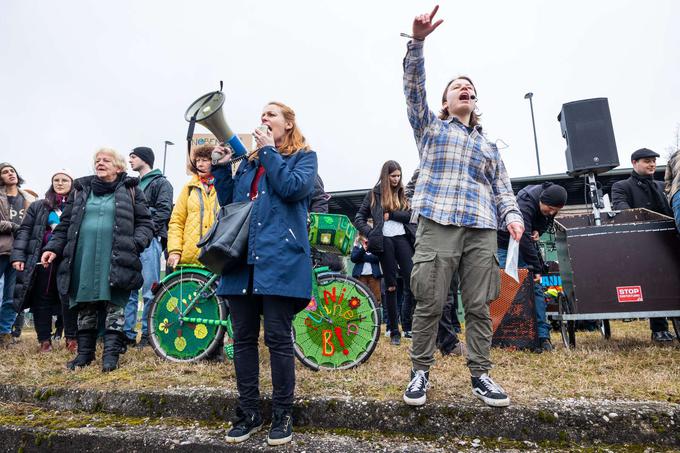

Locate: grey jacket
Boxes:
[0,186,36,255]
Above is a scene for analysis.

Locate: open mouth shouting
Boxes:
[459,92,474,102]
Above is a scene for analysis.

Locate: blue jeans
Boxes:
[0,255,18,334]
[673,193,680,234]
[123,237,162,340]
[497,248,550,339]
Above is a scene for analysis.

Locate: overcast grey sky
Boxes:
[1,0,678,197]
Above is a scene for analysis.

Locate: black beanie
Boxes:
[540,184,567,207]
[130,147,155,168]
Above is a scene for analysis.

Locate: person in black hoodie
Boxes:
[41,148,153,371]
[611,148,675,344]
[355,160,415,345]
[497,182,567,352]
[11,169,78,353]
[123,147,173,348]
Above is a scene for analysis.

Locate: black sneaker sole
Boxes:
[226,424,262,443]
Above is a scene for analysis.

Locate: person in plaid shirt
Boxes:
[401,5,524,409]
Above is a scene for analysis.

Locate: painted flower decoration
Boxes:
[348,297,361,310]
[194,324,208,339]
[159,318,170,334]
[306,297,317,312]
[166,298,178,313]
[174,336,187,352]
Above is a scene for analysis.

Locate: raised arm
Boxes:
[403,6,443,150]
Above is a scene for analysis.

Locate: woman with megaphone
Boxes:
[212,101,317,447]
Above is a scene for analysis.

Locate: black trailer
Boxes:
[553,208,680,347]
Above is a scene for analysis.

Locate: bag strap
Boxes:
[191,186,204,234]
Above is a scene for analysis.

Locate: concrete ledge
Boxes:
[0,384,677,447]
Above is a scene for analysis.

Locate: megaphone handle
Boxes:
[227,135,248,157]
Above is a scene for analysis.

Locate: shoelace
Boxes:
[407,371,428,392]
[272,413,291,433]
[478,374,504,394]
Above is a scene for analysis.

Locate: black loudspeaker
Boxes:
[558,98,619,177]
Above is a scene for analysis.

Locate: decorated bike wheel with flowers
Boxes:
[148,266,227,362]
[292,273,380,371]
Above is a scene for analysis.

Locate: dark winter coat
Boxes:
[611,171,673,216]
[212,146,317,300]
[140,170,174,239]
[43,175,154,302]
[350,245,382,278]
[354,185,416,254]
[10,200,55,311]
[497,183,557,273]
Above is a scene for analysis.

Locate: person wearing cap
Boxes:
[611,147,675,344]
[123,147,173,348]
[497,182,568,353]
[10,169,78,353]
[0,162,36,347]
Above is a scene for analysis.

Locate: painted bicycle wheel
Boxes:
[148,268,227,362]
[293,273,380,370]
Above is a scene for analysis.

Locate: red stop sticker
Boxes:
[616,286,643,303]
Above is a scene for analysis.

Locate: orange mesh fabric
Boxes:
[490,269,539,350]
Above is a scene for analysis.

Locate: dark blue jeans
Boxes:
[0,255,17,335]
[229,294,305,414]
[497,248,550,339]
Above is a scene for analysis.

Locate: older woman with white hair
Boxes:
[41,148,153,372]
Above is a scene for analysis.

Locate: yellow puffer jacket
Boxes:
[167,175,219,265]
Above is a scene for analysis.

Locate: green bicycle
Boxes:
[148,213,381,370]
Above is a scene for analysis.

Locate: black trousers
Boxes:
[29,265,61,342]
[650,317,669,333]
[379,235,414,337]
[229,293,306,413]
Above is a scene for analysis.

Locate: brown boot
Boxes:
[65,338,78,353]
[39,340,53,353]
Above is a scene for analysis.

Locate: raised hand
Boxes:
[412,5,444,40]
[212,144,232,165]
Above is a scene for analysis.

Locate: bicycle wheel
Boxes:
[293,273,380,371]
[148,268,226,362]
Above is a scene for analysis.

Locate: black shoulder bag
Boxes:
[197,200,253,274]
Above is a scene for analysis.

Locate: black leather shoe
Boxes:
[652,331,674,344]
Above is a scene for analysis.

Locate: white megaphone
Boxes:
[184,85,248,159]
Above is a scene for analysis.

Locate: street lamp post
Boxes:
[162,140,174,175]
[524,92,541,175]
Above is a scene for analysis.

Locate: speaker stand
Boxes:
[585,172,604,226]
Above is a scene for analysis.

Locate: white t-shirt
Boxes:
[382,219,406,237]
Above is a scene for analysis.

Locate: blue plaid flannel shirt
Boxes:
[403,40,522,230]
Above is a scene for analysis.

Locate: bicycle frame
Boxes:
[157,265,230,328]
